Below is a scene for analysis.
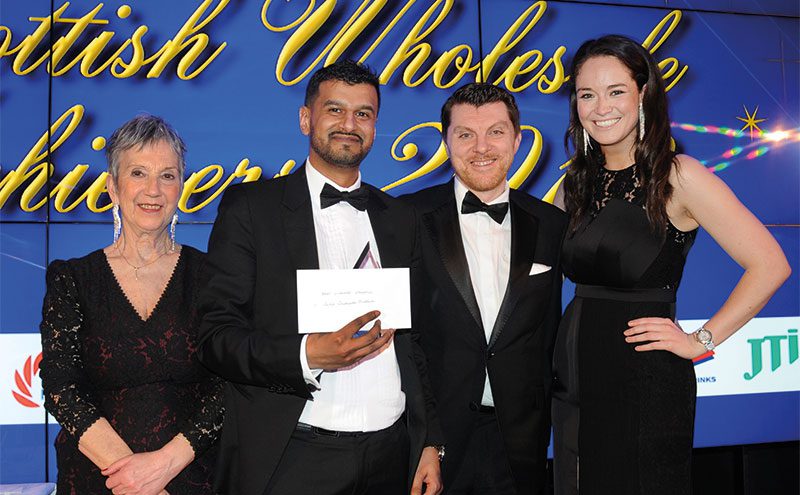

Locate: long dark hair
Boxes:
[563,34,676,234]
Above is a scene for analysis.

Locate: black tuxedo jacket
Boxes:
[403,181,567,495]
[198,167,442,495]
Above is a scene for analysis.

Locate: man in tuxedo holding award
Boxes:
[403,84,567,495]
[198,60,443,495]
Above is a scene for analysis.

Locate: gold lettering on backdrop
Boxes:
[0,105,264,213]
[180,160,263,212]
[0,105,553,212]
[383,122,449,190]
[376,0,464,87]
[508,125,543,188]
[642,10,687,91]
[0,0,228,79]
[274,161,299,177]
[0,3,691,212]
[477,2,566,94]
[270,0,387,86]
[266,0,567,93]
[0,105,84,211]
[542,160,570,204]
[381,122,544,191]
[261,0,317,32]
[265,1,684,94]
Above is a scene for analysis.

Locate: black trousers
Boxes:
[447,410,517,495]
[552,391,580,495]
[264,419,410,495]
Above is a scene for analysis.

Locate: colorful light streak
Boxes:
[746,146,769,159]
[722,147,743,158]
[671,122,799,173]
[708,162,730,172]
[676,123,741,137]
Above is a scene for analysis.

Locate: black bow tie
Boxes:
[320,182,369,211]
[461,190,508,224]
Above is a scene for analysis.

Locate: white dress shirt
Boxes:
[455,177,511,407]
[297,160,405,431]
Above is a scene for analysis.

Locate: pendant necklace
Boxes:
[116,244,170,280]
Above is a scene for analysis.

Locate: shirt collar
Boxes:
[454,175,510,211]
[305,158,363,210]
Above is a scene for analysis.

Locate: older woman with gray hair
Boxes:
[39,114,223,494]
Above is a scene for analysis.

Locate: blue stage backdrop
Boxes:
[0,0,797,484]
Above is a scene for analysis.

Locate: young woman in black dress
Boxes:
[552,35,790,495]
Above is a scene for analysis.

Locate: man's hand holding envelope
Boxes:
[297,267,412,371]
[305,310,394,371]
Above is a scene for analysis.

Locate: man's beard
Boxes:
[310,130,371,168]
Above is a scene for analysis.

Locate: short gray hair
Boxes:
[105,114,187,180]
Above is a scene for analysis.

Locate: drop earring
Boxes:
[113,204,121,243]
[582,127,592,154]
[638,100,646,139]
[170,213,178,252]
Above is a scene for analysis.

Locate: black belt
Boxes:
[295,422,366,437]
[575,284,675,303]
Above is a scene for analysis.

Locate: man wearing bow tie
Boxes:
[198,60,443,495]
[402,84,567,495]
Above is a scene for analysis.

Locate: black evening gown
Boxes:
[40,246,223,495]
[552,164,698,495]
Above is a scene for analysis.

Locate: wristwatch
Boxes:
[428,444,446,462]
[694,326,715,351]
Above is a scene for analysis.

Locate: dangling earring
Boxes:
[582,127,592,154]
[113,204,121,243]
[170,213,178,252]
[638,100,646,139]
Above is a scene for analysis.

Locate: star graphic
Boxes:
[736,105,767,140]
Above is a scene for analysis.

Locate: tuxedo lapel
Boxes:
[365,186,400,268]
[488,198,539,348]
[281,167,320,270]
[421,185,483,333]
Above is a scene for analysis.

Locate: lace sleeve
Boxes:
[39,260,102,440]
[178,375,225,455]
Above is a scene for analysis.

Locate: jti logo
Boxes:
[12,352,43,408]
[744,329,798,380]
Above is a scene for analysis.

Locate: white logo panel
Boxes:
[0,333,47,425]
[685,316,800,397]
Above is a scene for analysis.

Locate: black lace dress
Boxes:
[40,246,223,494]
[552,164,698,495]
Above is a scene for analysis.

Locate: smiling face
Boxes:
[300,80,378,172]
[575,55,643,159]
[107,140,182,239]
[445,101,521,202]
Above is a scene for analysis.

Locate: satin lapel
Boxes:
[281,167,319,270]
[365,187,399,267]
[422,191,483,332]
[488,199,538,348]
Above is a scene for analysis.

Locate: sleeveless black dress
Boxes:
[552,164,698,495]
[39,247,223,494]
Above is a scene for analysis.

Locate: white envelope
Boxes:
[529,263,552,276]
[296,268,411,333]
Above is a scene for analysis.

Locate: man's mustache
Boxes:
[329,131,364,143]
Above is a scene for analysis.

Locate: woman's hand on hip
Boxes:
[624,317,706,360]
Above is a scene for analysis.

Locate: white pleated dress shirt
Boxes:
[297,160,405,432]
[454,177,511,407]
